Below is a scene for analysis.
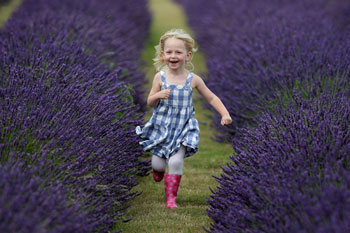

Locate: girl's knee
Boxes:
[168,154,184,175]
[152,155,166,172]
[168,157,183,170]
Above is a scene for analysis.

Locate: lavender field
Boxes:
[176,0,350,232]
[2,0,350,232]
[0,0,150,232]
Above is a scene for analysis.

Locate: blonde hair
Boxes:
[153,28,198,71]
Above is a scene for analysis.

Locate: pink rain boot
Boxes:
[164,173,182,209]
[153,170,165,182]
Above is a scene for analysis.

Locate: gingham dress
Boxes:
[136,70,200,159]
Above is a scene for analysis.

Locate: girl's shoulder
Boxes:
[151,72,162,88]
[154,71,164,82]
[190,73,204,88]
[154,71,162,80]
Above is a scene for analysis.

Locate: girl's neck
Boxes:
[165,67,188,77]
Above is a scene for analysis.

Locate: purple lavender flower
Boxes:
[176,0,350,141]
[1,0,151,232]
[0,160,93,233]
[206,92,350,232]
[177,0,350,232]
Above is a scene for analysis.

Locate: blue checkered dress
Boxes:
[136,70,200,159]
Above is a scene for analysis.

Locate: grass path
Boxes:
[121,0,233,232]
[0,0,21,28]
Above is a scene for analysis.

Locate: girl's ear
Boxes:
[186,51,192,61]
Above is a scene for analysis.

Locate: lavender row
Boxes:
[177,0,350,140]
[0,160,93,232]
[207,92,350,232]
[176,0,350,231]
[3,0,150,108]
[0,0,150,232]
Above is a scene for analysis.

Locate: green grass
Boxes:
[0,0,21,28]
[120,0,233,232]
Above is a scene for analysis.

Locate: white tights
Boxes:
[152,145,185,175]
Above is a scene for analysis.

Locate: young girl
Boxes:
[136,28,232,209]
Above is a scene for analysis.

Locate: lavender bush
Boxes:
[326,0,350,30]
[3,0,150,107]
[0,160,93,233]
[206,92,350,232]
[177,0,350,141]
[176,0,350,232]
[1,0,150,232]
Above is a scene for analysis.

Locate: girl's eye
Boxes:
[176,51,182,54]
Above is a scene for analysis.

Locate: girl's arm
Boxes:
[193,75,232,125]
[147,73,172,107]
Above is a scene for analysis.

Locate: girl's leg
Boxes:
[164,145,185,209]
[152,155,166,182]
[168,145,185,175]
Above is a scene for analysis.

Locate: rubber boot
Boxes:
[164,173,181,209]
[153,169,165,182]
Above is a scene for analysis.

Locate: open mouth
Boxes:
[169,60,179,64]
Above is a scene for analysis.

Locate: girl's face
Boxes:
[162,37,192,71]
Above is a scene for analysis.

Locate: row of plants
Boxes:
[177,0,350,232]
[0,0,150,232]
[178,0,349,140]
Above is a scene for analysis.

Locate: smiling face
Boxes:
[162,37,192,71]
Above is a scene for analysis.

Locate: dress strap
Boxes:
[185,72,193,87]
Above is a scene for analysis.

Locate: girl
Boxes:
[136,28,232,209]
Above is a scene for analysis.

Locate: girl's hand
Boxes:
[221,114,232,126]
[157,89,172,99]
